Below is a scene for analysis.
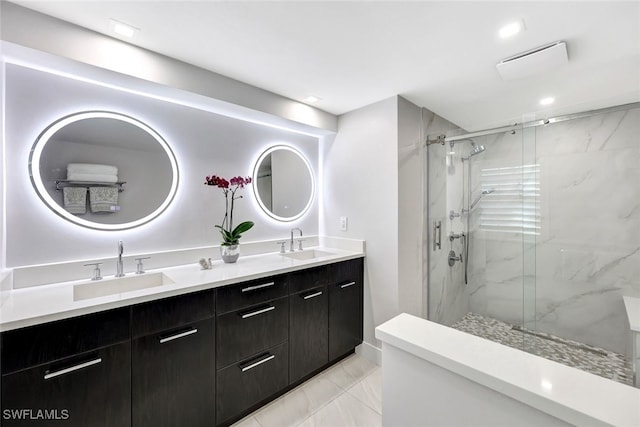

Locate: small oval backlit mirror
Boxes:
[253,145,314,222]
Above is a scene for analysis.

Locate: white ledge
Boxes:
[376,313,640,427]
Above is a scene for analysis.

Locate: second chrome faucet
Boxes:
[278,228,304,253]
[116,240,125,277]
[290,228,302,252]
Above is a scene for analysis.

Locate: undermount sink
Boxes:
[73,272,174,301]
[280,249,334,261]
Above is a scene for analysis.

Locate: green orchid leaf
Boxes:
[231,221,254,236]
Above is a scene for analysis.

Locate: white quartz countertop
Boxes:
[376,313,640,427]
[624,296,640,333]
[0,247,364,332]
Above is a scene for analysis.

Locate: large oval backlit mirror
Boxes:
[253,145,314,222]
[29,111,179,230]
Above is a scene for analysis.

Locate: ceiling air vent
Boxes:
[496,41,568,80]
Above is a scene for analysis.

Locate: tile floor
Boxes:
[232,354,382,427]
[452,312,634,386]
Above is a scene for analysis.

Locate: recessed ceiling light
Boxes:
[499,20,524,39]
[109,19,138,38]
[303,95,321,103]
[539,97,555,106]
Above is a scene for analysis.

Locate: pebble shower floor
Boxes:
[452,312,633,386]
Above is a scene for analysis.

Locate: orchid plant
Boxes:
[205,174,254,246]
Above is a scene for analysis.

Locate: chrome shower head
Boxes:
[469,142,486,157]
[462,142,486,161]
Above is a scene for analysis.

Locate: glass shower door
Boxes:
[427,129,534,351]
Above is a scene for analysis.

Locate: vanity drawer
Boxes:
[216,276,287,315]
[216,296,288,369]
[216,342,288,426]
[1,307,130,374]
[2,341,131,427]
[132,289,215,338]
[327,258,364,286]
[283,265,328,294]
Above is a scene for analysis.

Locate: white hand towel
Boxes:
[89,187,119,213]
[63,187,87,214]
[67,163,118,176]
[67,173,119,183]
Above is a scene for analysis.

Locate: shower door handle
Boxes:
[433,221,442,251]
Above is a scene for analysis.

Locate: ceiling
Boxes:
[10,1,640,131]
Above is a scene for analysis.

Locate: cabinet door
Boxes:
[1,342,131,427]
[132,317,215,427]
[289,286,328,384]
[328,276,363,361]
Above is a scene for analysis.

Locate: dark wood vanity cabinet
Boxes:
[131,290,215,427]
[287,259,364,384]
[289,284,329,384]
[286,266,329,384]
[0,257,364,427]
[328,258,364,361]
[215,276,289,426]
[0,308,131,427]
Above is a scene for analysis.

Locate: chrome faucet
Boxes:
[116,240,125,277]
[290,228,302,252]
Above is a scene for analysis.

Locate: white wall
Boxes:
[322,96,399,347]
[5,64,320,270]
[382,343,570,427]
[0,2,337,134]
[323,95,427,349]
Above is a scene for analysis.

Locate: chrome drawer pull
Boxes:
[340,281,356,289]
[44,358,102,380]
[240,354,275,372]
[241,282,275,293]
[159,328,198,344]
[303,291,323,300]
[241,305,275,319]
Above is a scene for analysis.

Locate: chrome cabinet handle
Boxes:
[340,282,356,289]
[159,328,198,344]
[241,305,275,319]
[240,354,275,372]
[241,282,275,293]
[44,358,102,380]
[303,291,323,300]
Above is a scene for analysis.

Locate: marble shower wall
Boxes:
[425,111,469,326]
[464,106,640,356]
[531,107,640,355]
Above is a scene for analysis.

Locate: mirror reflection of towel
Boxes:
[63,187,87,214]
[67,173,118,183]
[67,163,118,176]
[89,187,119,213]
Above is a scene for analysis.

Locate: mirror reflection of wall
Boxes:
[254,146,314,221]
[271,149,312,217]
[256,155,273,211]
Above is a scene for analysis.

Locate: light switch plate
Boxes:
[339,216,348,232]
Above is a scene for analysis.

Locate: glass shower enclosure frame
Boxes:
[426,102,640,386]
